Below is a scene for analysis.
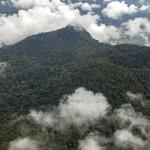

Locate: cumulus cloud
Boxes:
[9,137,38,150]
[103,0,150,19]
[0,0,150,46]
[29,87,110,128]
[102,1,138,19]
[140,5,150,11]
[88,23,120,44]
[71,12,121,44]
[59,87,110,126]
[69,2,100,11]
[80,3,100,11]
[10,0,38,9]
[0,0,78,47]
[0,0,105,46]
[121,17,150,44]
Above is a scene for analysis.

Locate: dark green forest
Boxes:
[0,27,149,150]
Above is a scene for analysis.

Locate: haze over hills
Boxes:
[0,26,150,150]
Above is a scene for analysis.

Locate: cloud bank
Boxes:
[0,0,150,47]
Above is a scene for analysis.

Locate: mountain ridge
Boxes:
[0,26,150,69]
[0,25,150,150]
[0,26,149,117]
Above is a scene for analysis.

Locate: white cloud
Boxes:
[114,103,150,139]
[120,17,150,46]
[0,0,7,5]
[29,87,110,128]
[114,129,146,149]
[0,0,102,47]
[59,87,110,126]
[10,0,36,9]
[0,0,78,47]
[29,110,57,127]
[140,5,150,11]
[0,0,150,47]
[112,102,150,149]
[78,134,105,150]
[11,90,150,150]
[102,1,138,19]
[88,23,120,44]
[10,0,52,9]
[114,104,149,127]
[9,138,38,150]
[81,3,93,11]
[0,62,8,74]
[122,17,150,36]
[126,91,143,101]
[71,12,120,44]
[80,3,100,11]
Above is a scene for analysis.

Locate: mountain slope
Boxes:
[0,26,149,117]
[0,26,150,150]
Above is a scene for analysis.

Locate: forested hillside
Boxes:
[0,27,150,150]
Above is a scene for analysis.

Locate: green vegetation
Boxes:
[0,27,149,150]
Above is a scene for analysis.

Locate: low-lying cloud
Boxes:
[0,62,8,75]
[9,88,150,150]
[114,103,150,128]
[59,87,110,126]
[78,134,106,150]
[127,91,143,101]
[9,137,38,150]
[29,87,110,128]
[114,129,146,149]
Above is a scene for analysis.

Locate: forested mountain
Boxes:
[0,27,150,150]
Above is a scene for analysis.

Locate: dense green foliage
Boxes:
[0,27,149,150]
